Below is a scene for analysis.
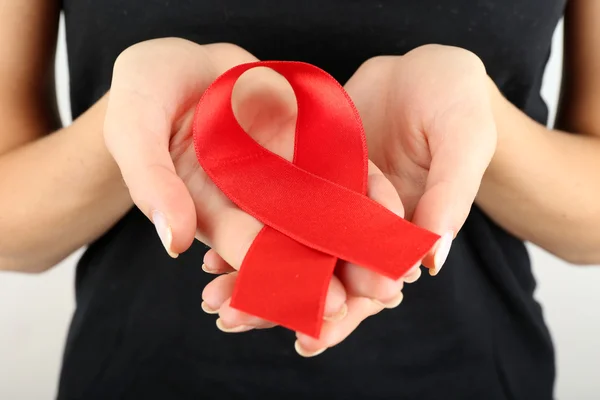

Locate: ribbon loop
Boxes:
[193,61,439,338]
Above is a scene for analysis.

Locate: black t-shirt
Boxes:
[58,1,566,399]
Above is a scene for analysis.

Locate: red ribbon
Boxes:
[193,61,440,338]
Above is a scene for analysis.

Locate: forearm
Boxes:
[476,80,600,264]
[0,95,132,272]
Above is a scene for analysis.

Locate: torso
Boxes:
[58,1,565,399]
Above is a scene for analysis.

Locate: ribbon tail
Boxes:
[230,226,337,338]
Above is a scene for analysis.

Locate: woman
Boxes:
[1,0,597,398]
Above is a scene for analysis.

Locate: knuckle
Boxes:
[360,55,389,70]
[356,55,396,80]
[113,41,146,76]
[114,38,183,72]
[373,278,402,301]
[458,48,486,74]
[206,42,250,57]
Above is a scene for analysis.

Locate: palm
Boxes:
[345,46,495,223]
[345,65,432,220]
[168,66,299,250]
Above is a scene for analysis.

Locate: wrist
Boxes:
[476,77,553,214]
[66,92,131,205]
[482,77,547,182]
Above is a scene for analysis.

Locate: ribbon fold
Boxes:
[193,61,439,338]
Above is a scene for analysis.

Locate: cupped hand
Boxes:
[103,39,418,351]
[294,45,497,355]
[343,45,497,276]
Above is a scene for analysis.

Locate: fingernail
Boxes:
[216,318,252,333]
[372,291,404,309]
[201,301,219,314]
[324,303,348,322]
[151,210,179,258]
[404,267,422,284]
[201,263,216,274]
[294,340,327,358]
[430,231,453,276]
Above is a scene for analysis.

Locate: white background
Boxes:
[1,17,599,400]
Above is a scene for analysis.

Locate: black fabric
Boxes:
[58,1,565,399]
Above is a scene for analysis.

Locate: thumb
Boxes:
[103,39,220,256]
[412,100,497,275]
[104,91,197,258]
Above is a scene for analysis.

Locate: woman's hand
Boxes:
[104,38,417,348]
[287,45,497,355]
[345,45,497,275]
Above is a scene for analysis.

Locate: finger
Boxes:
[294,297,384,356]
[337,263,406,308]
[202,248,236,274]
[200,272,277,331]
[338,161,412,304]
[202,272,348,328]
[403,264,422,284]
[201,272,238,314]
[217,298,276,332]
[413,83,497,275]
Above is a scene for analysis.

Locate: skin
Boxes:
[0,1,131,272]
[1,0,599,357]
[477,0,600,264]
[104,39,416,332]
